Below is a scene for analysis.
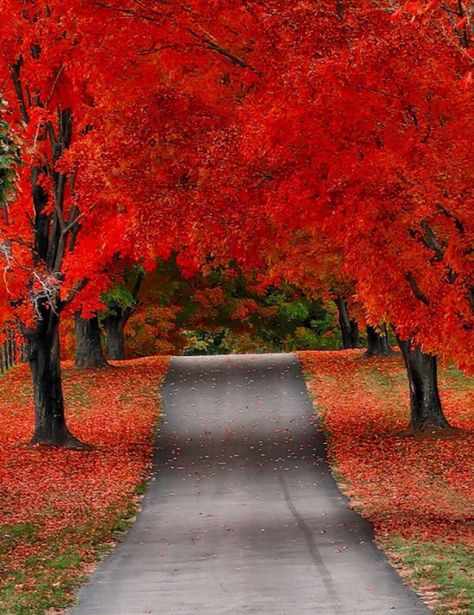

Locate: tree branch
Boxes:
[436,203,465,234]
[186,28,262,75]
[95,2,262,75]
[10,58,29,124]
[406,272,430,306]
[62,278,89,307]
[45,64,65,107]
[420,220,445,260]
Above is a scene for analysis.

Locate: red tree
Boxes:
[0,0,266,445]
[231,2,474,429]
[0,2,195,445]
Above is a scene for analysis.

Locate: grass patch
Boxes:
[0,523,38,555]
[385,536,474,615]
[64,381,91,409]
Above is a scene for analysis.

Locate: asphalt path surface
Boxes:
[70,353,429,614]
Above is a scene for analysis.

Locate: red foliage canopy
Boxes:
[230,1,474,370]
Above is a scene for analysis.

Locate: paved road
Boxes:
[70,354,429,614]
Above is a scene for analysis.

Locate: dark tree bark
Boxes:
[398,338,451,431]
[75,312,109,368]
[335,297,360,349]
[349,320,360,349]
[26,311,84,447]
[9,332,16,366]
[3,341,9,371]
[104,312,126,360]
[366,324,393,357]
[11,56,88,447]
[103,270,143,360]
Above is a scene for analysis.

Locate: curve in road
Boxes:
[70,353,429,614]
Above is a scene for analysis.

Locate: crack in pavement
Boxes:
[278,470,345,615]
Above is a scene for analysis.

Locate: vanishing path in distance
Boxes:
[70,353,428,614]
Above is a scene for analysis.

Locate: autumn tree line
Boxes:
[0,0,473,447]
[0,255,387,365]
[71,264,389,363]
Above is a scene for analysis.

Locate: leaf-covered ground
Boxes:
[299,350,474,615]
[0,356,169,615]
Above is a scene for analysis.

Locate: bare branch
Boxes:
[95,2,262,75]
[45,64,65,107]
[186,28,262,75]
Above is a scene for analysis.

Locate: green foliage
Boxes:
[275,298,309,322]
[102,266,145,310]
[183,330,229,355]
[0,118,18,208]
[181,284,342,355]
[238,289,341,353]
[103,285,135,309]
[123,259,342,356]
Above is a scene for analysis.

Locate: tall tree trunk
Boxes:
[3,340,9,370]
[26,312,84,447]
[75,313,108,368]
[103,270,143,360]
[366,324,393,357]
[349,320,359,348]
[104,312,125,360]
[398,338,450,431]
[8,332,15,366]
[335,297,360,349]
